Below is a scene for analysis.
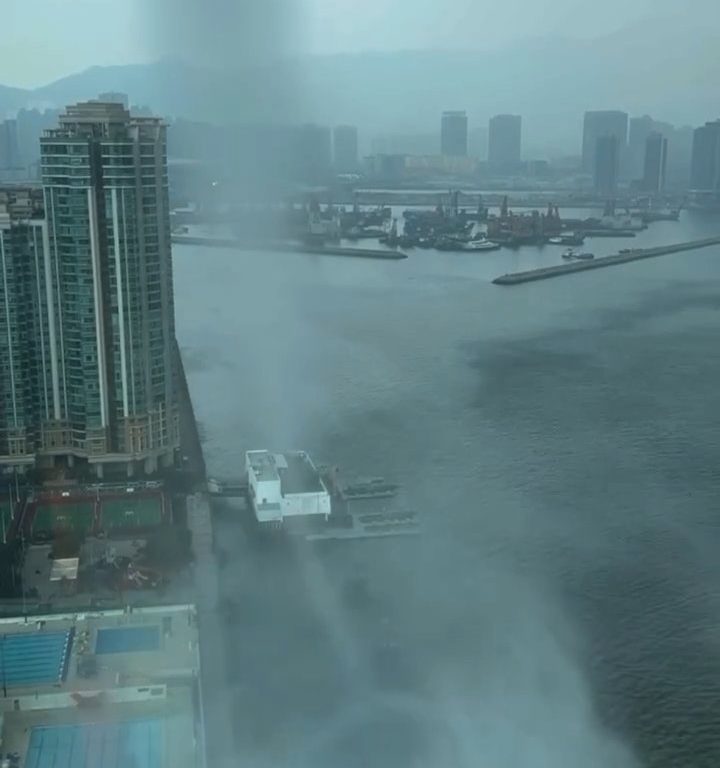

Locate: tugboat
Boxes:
[562,248,577,260]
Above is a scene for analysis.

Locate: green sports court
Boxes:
[100,495,164,531]
[30,500,95,538]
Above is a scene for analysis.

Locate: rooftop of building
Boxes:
[246,450,325,495]
[279,452,324,495]
[41,101,165,142]
[0,604,201,768]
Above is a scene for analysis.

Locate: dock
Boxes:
[493,236,720,286]
[171,235,407,260]
[306,511,420,542]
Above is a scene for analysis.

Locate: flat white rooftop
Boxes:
[246,450,324,495]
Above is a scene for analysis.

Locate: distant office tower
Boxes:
[665,124,694,188]
[293,124,332,183]
[690,120,720,192]
[594,135,619,196]
[642,132,668,193]
[31,101,179,476]
[97,92,130,109]
[488,114,522,167]
[628,115,655,179]
[0,120,20,169]
[333,125,358,172]
[441,111,468,157]
[582,111,628,172]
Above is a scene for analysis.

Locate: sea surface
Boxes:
[173,211,720,768]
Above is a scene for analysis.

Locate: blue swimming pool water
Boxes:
[0,629,73,687]
[95,626,160,654]
[25,720,163,768]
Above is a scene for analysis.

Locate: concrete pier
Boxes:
[493,236,720,286]
[172,235,407,260]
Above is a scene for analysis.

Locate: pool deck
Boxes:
[0,605,202,768]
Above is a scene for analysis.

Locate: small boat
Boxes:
[562,249,595,261]
[463,239,501,252]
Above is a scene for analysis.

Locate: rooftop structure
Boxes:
[0,604,203,768]
[245,450,331,525]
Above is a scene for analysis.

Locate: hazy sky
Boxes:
[2,0,712,88]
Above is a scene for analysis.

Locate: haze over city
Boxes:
[1,2,720,768]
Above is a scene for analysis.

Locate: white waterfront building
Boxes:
[245,450,332,525]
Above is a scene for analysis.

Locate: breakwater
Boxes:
[493,236,720,285]
[171,235,407,260]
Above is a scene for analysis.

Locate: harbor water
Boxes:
[173,210,720,768]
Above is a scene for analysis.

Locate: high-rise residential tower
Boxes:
[0,187,49,468]
[20,100,179,476]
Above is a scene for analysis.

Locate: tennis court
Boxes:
[100,495,163,532]
[0,629,74,687]
[31,501,95,538]
[25,719,163,768]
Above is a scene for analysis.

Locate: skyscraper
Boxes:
[0,187,48,466]
[594,135,619,197]
[488,115,522,167]
[441,112,468,157]
[333,125,358,173]
[627,115,655,179]
[20,100,180,476]
[582,111,628,172]
[642,132,668,194]
[690,120,720,192]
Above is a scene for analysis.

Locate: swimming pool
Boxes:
[25,719,163,768]
[95,626,160,654]
[0,629,73,688]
